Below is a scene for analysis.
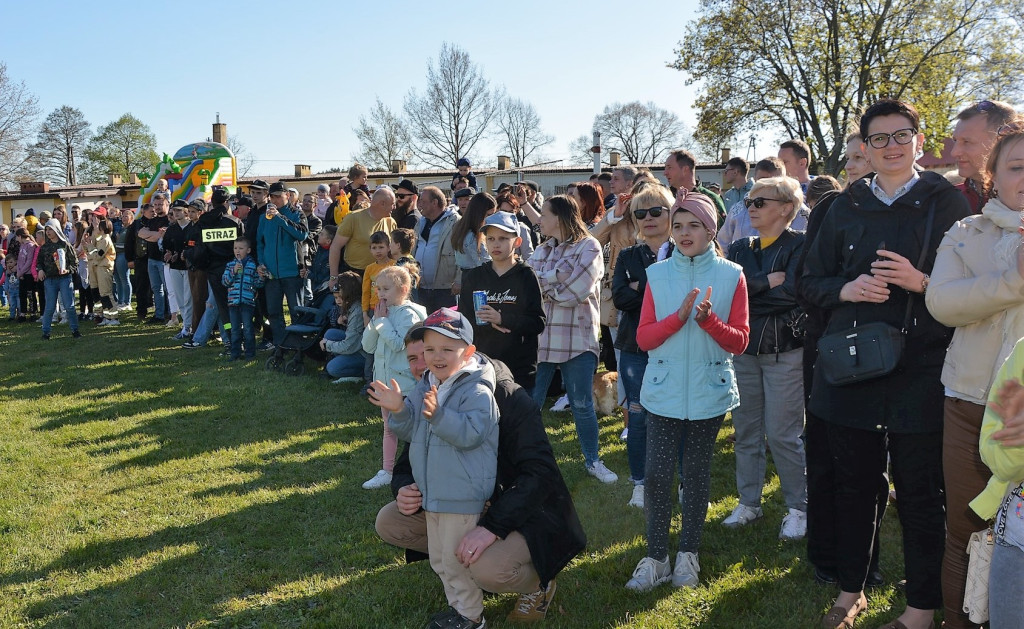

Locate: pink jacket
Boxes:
[17,241,36,278]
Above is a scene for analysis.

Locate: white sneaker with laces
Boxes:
[586,460,618,484]
[361,469,392,490]
[628,484,645,508]
[625,556,671,592]
[722,503,763,528]
[779,508,807,540]
[550,394,570,412]
[620,427,629,441]
[672,551,700,588]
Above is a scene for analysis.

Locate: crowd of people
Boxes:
[4,99,1024,629]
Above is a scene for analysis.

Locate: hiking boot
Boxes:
[779,508,807,541]
[625,556,671,592]
[672,551,700,588]
[586,460,618,484]
[507,580,557,622]
[627,484,644,509]
[722,504,763,528]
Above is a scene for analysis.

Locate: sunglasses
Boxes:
[743,197,783,209]
[633,207,666,219]
[866,128,917,149]
[395,193,414,199]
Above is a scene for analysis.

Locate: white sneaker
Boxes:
[550,394,570,412]
[672,552,700,588]
[620,427,629,441]
[361,469,392,490]
[628,484,645,508]
[722,503,763,528]
[105,318,120,326]
[165,317,179,328]
[332,376,363,384]
[586,460,618,484]
[779,508,807,540]
[624,556,671,591]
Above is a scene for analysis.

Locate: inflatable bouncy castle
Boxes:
[137,141,237,206]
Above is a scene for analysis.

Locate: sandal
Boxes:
[875,622,935,629]
[821,594,867,628]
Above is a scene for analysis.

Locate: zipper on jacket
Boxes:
[686,256,695,420]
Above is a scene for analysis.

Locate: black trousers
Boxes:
[826,422,944,609]
[133,259,151,319]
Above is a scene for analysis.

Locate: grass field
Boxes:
[0,315,915,628]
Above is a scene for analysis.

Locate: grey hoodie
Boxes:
[388,353,499,514]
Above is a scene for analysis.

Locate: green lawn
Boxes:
[0,315,913,628]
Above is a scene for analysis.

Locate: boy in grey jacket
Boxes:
[370,307,498,629]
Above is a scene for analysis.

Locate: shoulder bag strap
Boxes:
[901,198,937,333]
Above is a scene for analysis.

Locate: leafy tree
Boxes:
[0,62,40,189]
[594,101,689,164]
[28,106,91,185]
[493,94,553,167]
[404,43,494,169]
[676,0,1024,174]
[82,113,158,183]
[353,98,413,171]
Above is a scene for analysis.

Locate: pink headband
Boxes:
[672,189,718,238]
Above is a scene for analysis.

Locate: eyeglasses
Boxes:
[866,128,917,149]
[743,197,783,209]
[395,193,414,199]
[997,120,1024,136]
[633,207,667,219]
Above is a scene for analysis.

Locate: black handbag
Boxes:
[816,200,935,386]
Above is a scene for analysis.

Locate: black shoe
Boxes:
[865,568,884,588]
[445,612,484,629]
[424,607,459,629]
[16,315,25,322]
[182,341,203,349]
[41,332,50,340]
[257,340,274,352]
[72,330,82,338]
[813,566,838,586]
[146,317,165,325]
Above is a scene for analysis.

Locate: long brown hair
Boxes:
[574,182,605,226]
[544,195,589,244]
[451,192,497,253]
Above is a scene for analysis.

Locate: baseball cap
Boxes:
[483,211,519,234]
[411,307,474,345]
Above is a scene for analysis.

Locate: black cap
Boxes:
[453,188,474,199]
[392,179,419,195]
[188,199,207,212]
[170,199,189,209]
[519,180,540,193]
[249,179,269,190]
[211,187,231,205]
[268,181,288,194]
[235,195,254,208]
[492,183,512,194]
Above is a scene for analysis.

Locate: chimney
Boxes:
[19,181,50,194]
[609,151,621,167]
[391,159,407,173]
[497,155,510,170]
[721,147,731,162]
[108,173,123,186]
[294,164,311,177]
[212,113,226,144]
[129,173,140,185]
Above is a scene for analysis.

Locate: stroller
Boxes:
[265,283,333,376]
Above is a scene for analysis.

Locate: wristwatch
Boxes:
[921,273,930,294]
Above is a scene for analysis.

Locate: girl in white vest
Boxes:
[624,192,750,592]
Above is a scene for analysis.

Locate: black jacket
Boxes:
[192,206,243,272]
[161,221,189,271]
[124,220,147,263]
[794,190,841,340]
[391,356,586,586]
[799,172,970,433]
[458,261,546,390]
[728,229,805,356]
[138,214,169,259]
[612,242,660,354]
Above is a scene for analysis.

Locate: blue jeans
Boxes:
[192,288,227,345]
[228,303,256,358]
[114,253,131,305]
[42,275,79,333]
[619,350,650,484]
[264,275,303,346]
[532,351,601,467]
[4,279,17,316]
[324,329,366,378]
[990,538,1024,627]
[147,258,166,319]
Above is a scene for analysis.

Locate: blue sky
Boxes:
[1,0,719,176]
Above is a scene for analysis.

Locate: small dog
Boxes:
[593,370,619,417]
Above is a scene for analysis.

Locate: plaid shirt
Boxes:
[529,235,603,363]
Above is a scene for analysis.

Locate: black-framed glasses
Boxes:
[633,207,667,219]
[743,197,783,209]
[866,128,917,149]
[395,193,415,199]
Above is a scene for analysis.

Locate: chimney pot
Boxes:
[294,164,311,177]
[497,155,511,170]
[391,159,407,173]
[721,147,731,162]
[609,151,621,167]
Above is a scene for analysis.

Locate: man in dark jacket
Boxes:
[125,202,154,321]
[193,187,243,335]
[376,338,585,623]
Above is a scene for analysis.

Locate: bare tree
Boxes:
[27,106,91,186]
[353,98,413,171]
[225,134,256,178]
[0,62,41,189]
[594,101,689,164]
[404,43,495,169]
[567,134,597,166]
[493,93,553,167]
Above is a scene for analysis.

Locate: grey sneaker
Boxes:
[672,551,700,588]
[722,503,763,528]
[627,484,645,508]
[625,556,671,592]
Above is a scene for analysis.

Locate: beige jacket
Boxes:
[926,198,1024,404]
[590,203,637,327]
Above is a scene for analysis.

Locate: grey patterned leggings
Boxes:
[645,413,724,559]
